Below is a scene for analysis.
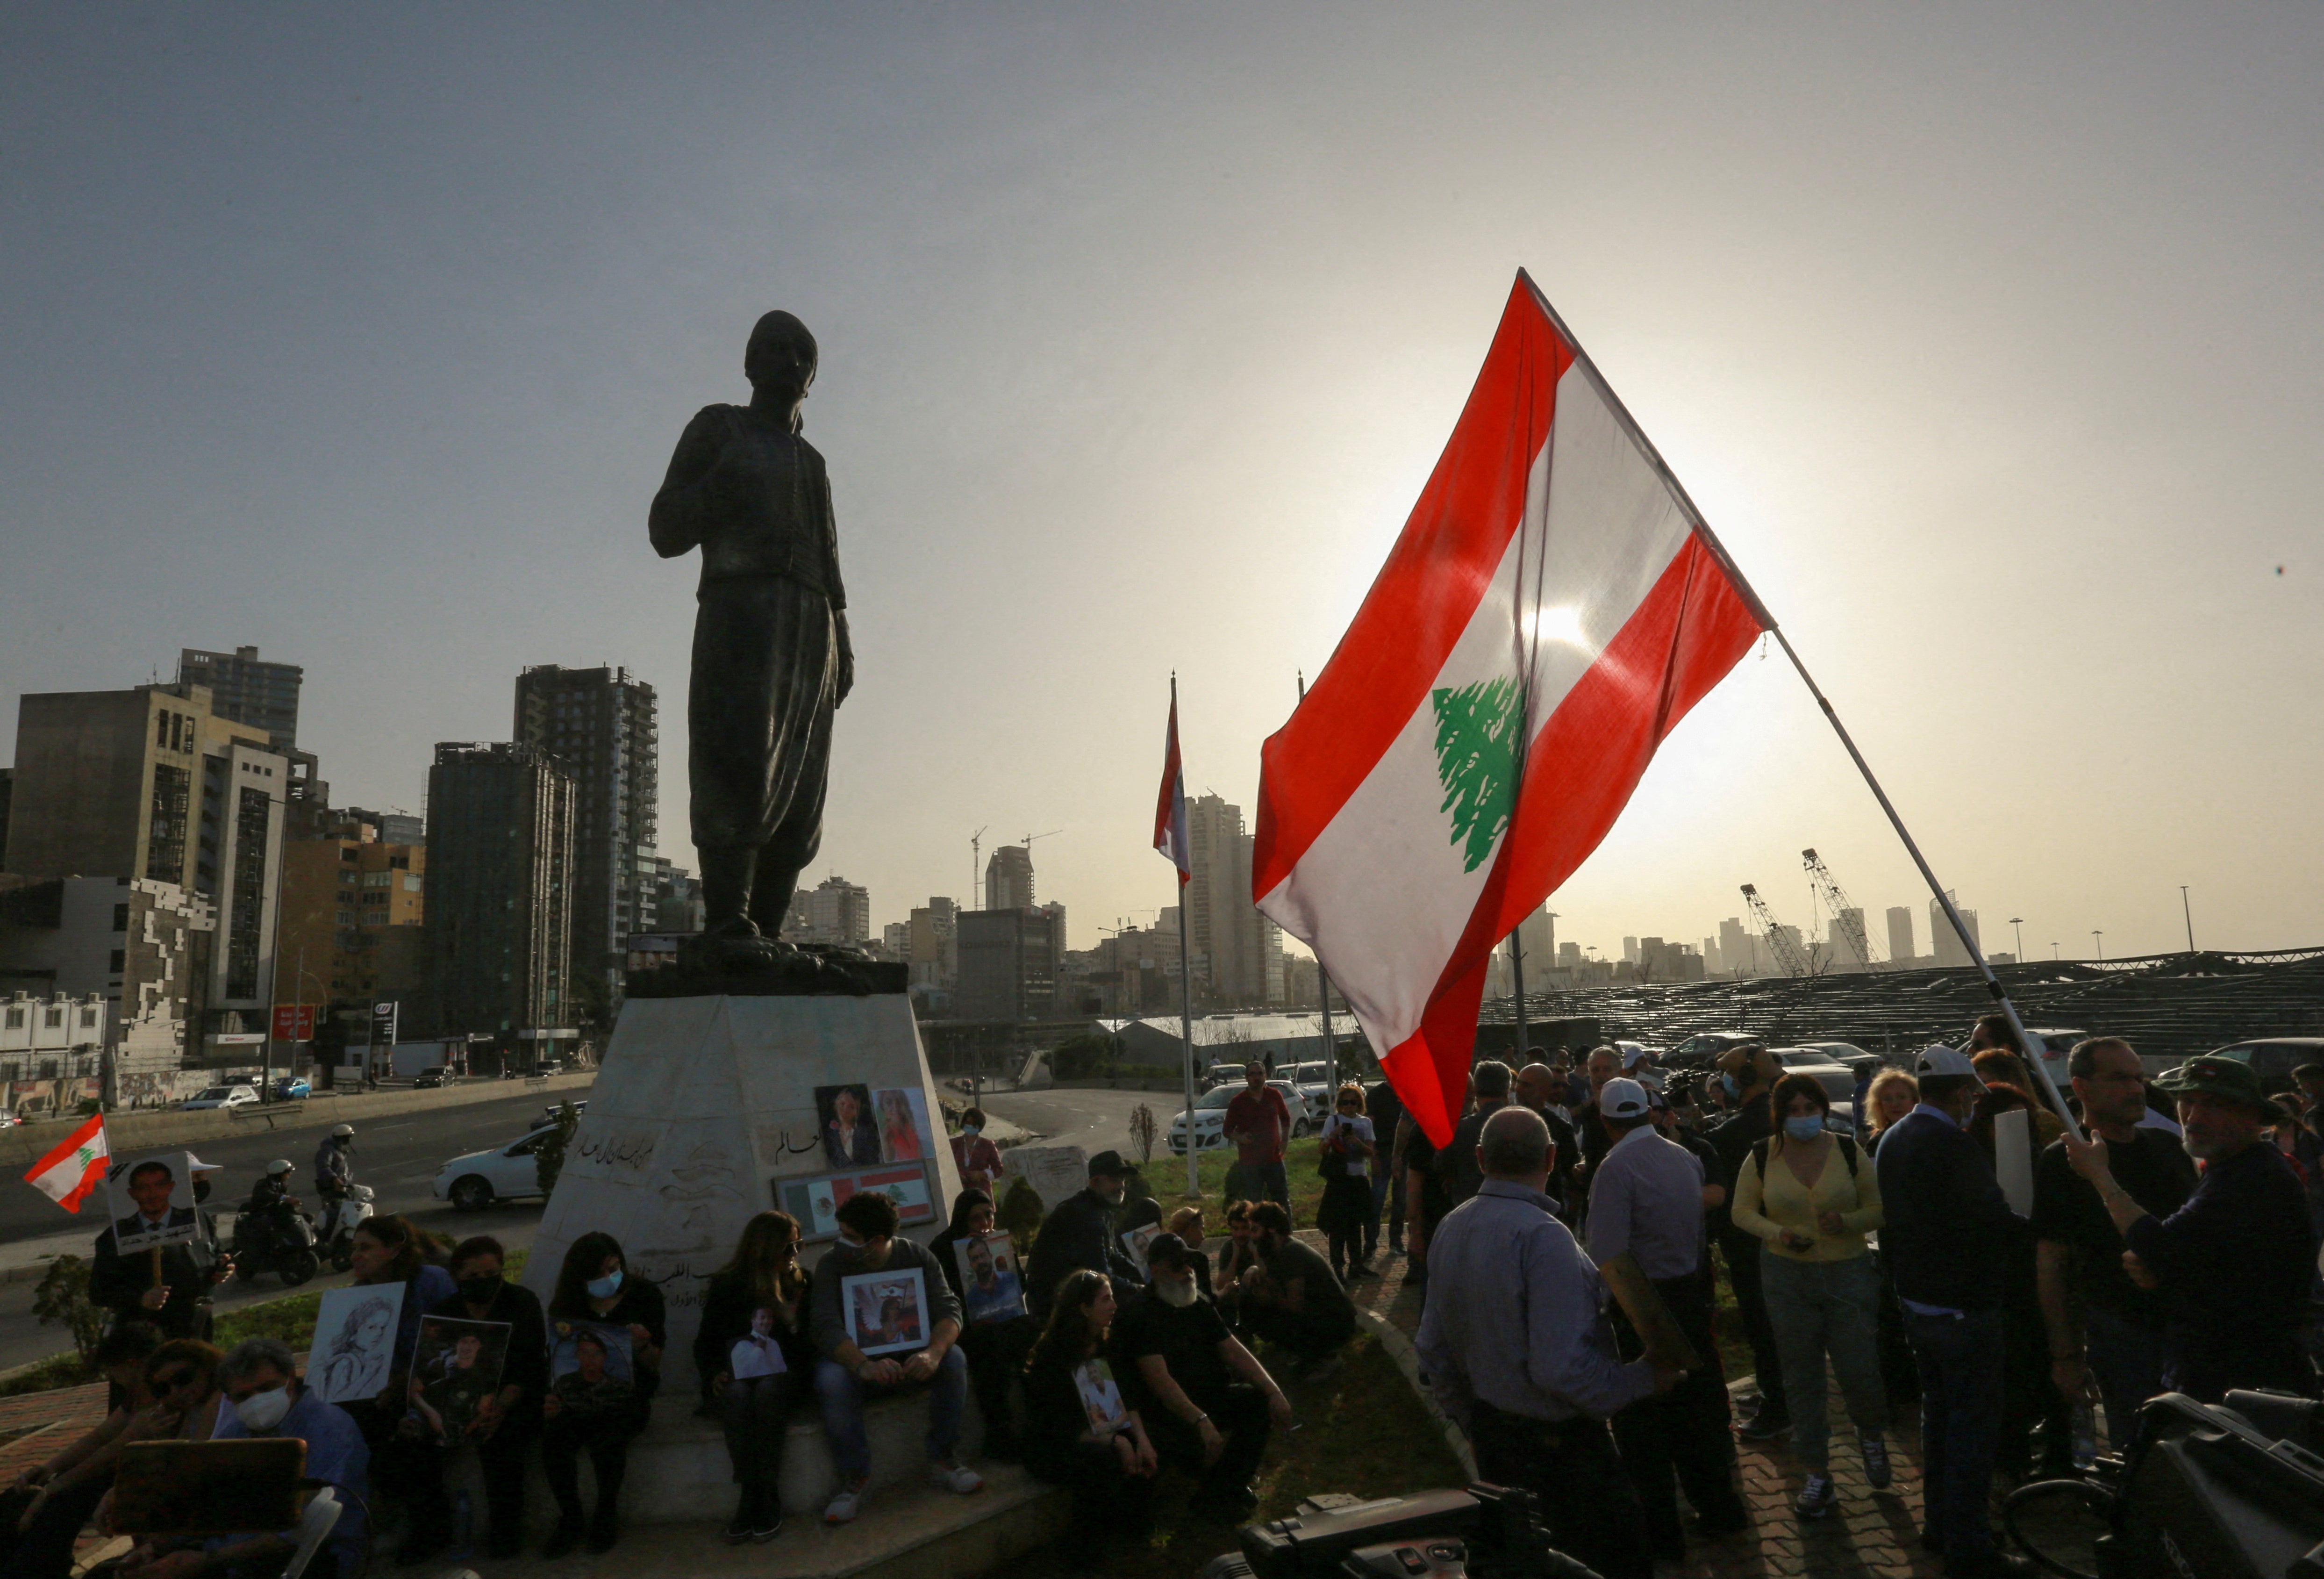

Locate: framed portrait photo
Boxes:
[839,1266,929,1358]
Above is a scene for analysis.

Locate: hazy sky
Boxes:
[6,5,2319,967]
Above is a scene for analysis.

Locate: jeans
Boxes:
[1256,1161,1288,1206]
[1719,1230,1784,1410]
[721,1373,801,1487]
[1371,1166,1404,1252]
[541,1401,651,1524]
[814,1346,968,1480]
[2082,1306,2168,1450]
[1758,1252,1889,1472]
[1468,1400,1652,1579]
[1904,1306,2005,1564]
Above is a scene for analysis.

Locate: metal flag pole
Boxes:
[1510,930,1529,1062]
[1513,266,2075,1125]
[1297,676,1341,1099]
[1171,675,1202,1199]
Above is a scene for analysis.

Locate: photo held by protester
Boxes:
[9,20,2324,1575]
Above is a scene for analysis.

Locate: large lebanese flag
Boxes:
[1254,272,1769,1144]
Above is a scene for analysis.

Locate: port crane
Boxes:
[1802,848,1880,970]
[1740,883,1813,978]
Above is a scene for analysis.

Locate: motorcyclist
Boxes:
[246,1159,299,1216]
[315,1125,355,1209]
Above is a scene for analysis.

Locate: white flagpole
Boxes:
[1513,268,2074,1125]
[1297,676,1341,1098]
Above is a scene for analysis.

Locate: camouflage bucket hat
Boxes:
[2151,1055,2288,1122]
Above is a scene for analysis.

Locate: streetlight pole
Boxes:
[2179,886,2195,954]
[2092,930,2104,962]
[2009,917,2024,962]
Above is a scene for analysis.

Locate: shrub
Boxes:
[31,1257,105,1364]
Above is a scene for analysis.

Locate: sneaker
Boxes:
[750,1507,786,1543]
[824,1476,870,1524]
[1794,1474,1837,1520]
[1862,1434,1893,1488]
[1736,1407,1792,1442]
[723,1505,753,1544]
[928,1458,984,1495]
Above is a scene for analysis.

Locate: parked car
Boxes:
[1663,1031,1760,1070]
[273,1077,311,1100]
[1168,1081,1309,1155]
[434,1124,561,1210]
[181,1085,259,1112]
[2200,1037,2324,1098]
[536,1099,588,1129]
[1766,1050,1859,1104]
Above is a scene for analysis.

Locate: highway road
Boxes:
[977,1085,1174,1172]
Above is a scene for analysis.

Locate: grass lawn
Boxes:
[1002,1328,1467,1579]
[1123,1134,1332,1229]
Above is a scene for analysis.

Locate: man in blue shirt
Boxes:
[2062,1054,2320,1403]
[120,1337,371,1579]
[1417,1105,1682,1579]
[1875,1045,2030,1579]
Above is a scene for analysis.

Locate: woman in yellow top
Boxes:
[1730,1073,1892,1521]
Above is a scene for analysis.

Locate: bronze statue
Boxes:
[649,311,858,985]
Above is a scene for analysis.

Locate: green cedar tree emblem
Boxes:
[1429,677,1523,872]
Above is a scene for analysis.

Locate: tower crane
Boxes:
[969,826,987,909]
[1740,884,1813,978]
[1802,848,1880,970]
[1022,830,1062,851]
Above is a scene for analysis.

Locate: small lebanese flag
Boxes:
[1153,684,1192,887]
[25,1113,109,1213]
[1254,272,1769,1144]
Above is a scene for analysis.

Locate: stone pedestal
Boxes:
[522,991,966,1519]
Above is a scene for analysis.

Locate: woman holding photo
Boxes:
[1020,1269,1158,1566]
[541,1232,664,1557]
[931,1189,1033,1462]
[694,1212,813,1544]
[337,1215,455,1445]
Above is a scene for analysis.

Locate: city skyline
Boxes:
[5,9,2320,968]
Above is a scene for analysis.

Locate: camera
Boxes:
[1197,1484,1603,1579]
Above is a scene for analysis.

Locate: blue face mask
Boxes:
[1783,1115,1826,1143]
[1719,1074,1741,1099]
[585,1269,624,1299]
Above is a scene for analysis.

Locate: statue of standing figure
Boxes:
[650,311,861,988]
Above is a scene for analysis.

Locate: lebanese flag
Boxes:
[1153,685,1192,887]
[24,1113,109,1213]
[1254,272,1769,1144]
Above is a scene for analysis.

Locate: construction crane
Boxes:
[1740,884,1813,978]
[1802,848,1880,971]
[969,826,987,909]
[1021,829,1062,851]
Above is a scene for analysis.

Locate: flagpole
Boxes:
[1510,267,2071,1125]
[1171,676,1201,1199]
[1296,675,1341,1100]
[1509,932,1529,1062]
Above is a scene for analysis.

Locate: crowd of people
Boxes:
[25,1027,2322,1579]
[1406,1027,2324,1579]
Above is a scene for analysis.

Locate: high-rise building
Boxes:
[1833,906,1871,969]
[177,646,303,750]
[984,846,1034,912]
[0,874,209,1084]
[954,908,1057,1021]
[805,875,871,945]
[1621,936,1640,965]
[1185,793,1284,1008]
[6,684,288,1048]
[1930,894,1980,969]
[513,666,659,1008]
[644,856,702,935]
[1558,940,1582,969]
[276,812,428,1012]
[425,742,574,1042]
[880,921,910,958]
[340,807,425,847]
[908,898,958,991]
[1887,907,1915,966]
[1718,917,1756,976]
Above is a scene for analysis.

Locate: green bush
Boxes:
[30,1257,105,1364]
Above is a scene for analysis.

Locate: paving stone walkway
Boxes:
[1338,1238,2101,1579]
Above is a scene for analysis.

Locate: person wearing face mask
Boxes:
[126,1338,370,1579]
[950,1108,1002,1194]
[928,1190,1034,1463]
[808,1191,980,1525]
[375,1236,546,1564]
[1729,1074,1890,1522]
[1116,1232,1291,1520]
[540,1231,665,1557]
[1705,1043,1788,1443]
[1023,1152,1143,1319]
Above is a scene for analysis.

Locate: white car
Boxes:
[180,1085,259,1112]
[1168,1082,1309,1155]
[433,1124,559,1210]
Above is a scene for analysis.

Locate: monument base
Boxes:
[521,991,968,1522]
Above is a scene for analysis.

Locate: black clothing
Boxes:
[541,1279,662,1538]
[1709,1101,1787,1408]
[1469,1400,1652,1579]
[1610,1273,1745,1561]
[2031,1129,2197,1324]
[1402,1121,1453,1247]
[1707,1102,1779,1238]
[382,1279,552,1554]
[432,1280,550,1418]
[1026,1187,1140,1315]
[2123,1141,2321,1401]
[1022,1346,1156,1561]
[1120,1292,1236,1400]
[1120,1294,1271,1500]
[87,1219,218,1340]
[1875,1111,2023,1313]
[1244,1238,1355,1359]
[691,1270,815,1392]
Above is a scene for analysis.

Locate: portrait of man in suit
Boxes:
[109,1155,201,1253]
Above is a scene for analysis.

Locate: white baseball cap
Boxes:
[1599,1077,1650,1120]
[1621,1045,1651,1068]
[1915,1044,1978,1079]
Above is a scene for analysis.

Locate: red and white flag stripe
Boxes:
[1254,273,1769,1144]
[23,1113,108,1213]
[1153,687,1192,887]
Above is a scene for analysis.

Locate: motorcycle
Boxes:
[317,1184,376,1273]
[231,1197,322,1286]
